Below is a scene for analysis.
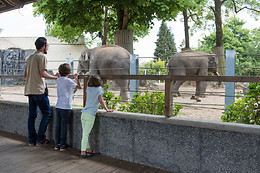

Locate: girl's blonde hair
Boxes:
[87,74,102,87]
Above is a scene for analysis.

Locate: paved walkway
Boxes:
[0,131,171,173]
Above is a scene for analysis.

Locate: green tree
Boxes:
[33,0,183,44]
[179,0,208,50]
[207,0,260,47]
[139,58,167,76]
[248,28,260,55]
[154,22,177,64]
[197,17,260,76]
[190,0,260,75]
[198,17,252,54]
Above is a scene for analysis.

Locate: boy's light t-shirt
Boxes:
[81,86,104,116]
[55,76,77,110]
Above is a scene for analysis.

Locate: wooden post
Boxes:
[165,76,172,118]
[83,76,89,107]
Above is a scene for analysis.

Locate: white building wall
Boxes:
[0,37,86,73]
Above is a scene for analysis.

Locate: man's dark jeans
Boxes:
[28,94,51,144]
[55,108,71,146]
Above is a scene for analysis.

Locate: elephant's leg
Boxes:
[195,67,208,98]
[172,80,185,97]
[115,79,129,101]
[195,81,207,98]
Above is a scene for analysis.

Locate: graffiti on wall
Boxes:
[0,49,34,85]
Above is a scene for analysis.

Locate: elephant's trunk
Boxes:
[213,71,221,86]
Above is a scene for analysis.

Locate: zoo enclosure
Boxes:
[72,49,260,117]
[0,50,260,117]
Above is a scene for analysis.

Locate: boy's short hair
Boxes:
[58,63,71,76]
[35,37,47,50]
[87,74,102,87]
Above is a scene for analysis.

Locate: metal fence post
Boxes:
[130,54,139,101]
[165,76,172,118]
[225,50,236,108]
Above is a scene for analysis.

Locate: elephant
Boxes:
[77,44,130,100]
[167,50,219,102]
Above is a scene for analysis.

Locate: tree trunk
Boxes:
[213,0,224,75]
[114,29,133,54]
[212,46,225,76]
[115,7,132,53]
[122,9,129,29]
[102,7,108,45]
[117,8,124,30]
[214,0,223,47]
[183,10,190,50]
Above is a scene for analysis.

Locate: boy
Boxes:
[55,63,82,151]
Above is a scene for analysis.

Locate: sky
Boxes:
[0,4,259,59]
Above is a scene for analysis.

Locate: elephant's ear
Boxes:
[78,50,90,74]
[82,50,91,63]
[81,50,88,61]
[208,56,218,67]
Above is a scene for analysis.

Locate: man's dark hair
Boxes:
[87,74,102,87]
[58,63,71,76]
[35,37,47,50]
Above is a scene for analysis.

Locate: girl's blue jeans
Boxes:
[28,94,52,144]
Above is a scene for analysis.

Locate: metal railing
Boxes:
[1,74,260,117]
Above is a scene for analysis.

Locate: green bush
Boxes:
[118,91,165,115]
[222,83,260,125]
[99,84,122,110]
[100,84,182,116]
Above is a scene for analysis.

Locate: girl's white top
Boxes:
[81,86,104,116]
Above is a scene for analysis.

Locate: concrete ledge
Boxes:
[0,99,259,173]
[101,110,260,135]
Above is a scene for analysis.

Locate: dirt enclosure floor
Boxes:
[0,84,243,122]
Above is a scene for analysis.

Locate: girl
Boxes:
[80,74,113,158]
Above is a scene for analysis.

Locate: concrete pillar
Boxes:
[225,50,236,108]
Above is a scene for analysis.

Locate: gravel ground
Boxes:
[0,84,242,122]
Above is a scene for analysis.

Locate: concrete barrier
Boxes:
[0,99,259,173]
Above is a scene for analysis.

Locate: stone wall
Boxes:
[0,99,259,173]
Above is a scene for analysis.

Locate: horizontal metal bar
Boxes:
[82,75,260,83]
[1,75,260,83]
